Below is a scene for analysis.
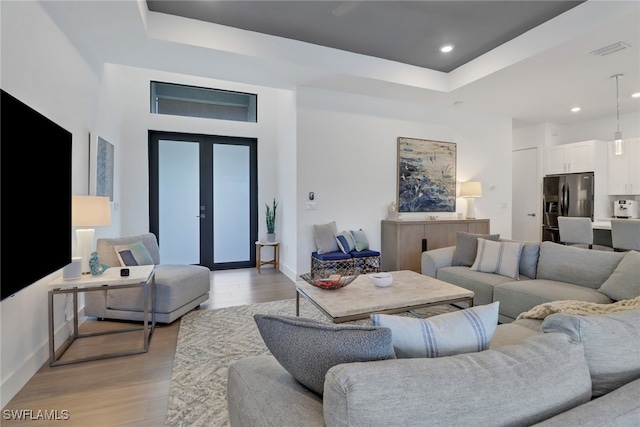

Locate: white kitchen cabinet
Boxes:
[544,140,602,175]
[608,138,640,195]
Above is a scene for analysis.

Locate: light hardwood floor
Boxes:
[2,267,295,426]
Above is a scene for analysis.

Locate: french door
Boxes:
[148,131,258,270]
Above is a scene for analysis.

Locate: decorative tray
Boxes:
[299,272,359,290]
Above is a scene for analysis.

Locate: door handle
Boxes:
[527,213,536,217]
[196,214,206,218]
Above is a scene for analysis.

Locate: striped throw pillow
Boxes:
[371,302,499,358]
[470,238,524,279]
[335,231,356,253]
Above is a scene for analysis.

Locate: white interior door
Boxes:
[512,148,540,241]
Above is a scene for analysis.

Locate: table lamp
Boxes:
[72,195,111,274]
[460,181,482,219]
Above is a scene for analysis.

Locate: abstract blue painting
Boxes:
[397,137,456,212]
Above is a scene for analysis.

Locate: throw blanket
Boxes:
[516,295,640,321]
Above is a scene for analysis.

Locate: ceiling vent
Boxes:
[590,42,630,56]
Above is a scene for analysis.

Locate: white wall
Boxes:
[0,1,106,408]
[295,87,513,273]
[557,111,640,144]
[275,90,298,278]
[98,64,294,273]
[516,112,640,149]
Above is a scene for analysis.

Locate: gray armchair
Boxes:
[84,233,210,323]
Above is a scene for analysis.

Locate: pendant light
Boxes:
[612,73,624,155]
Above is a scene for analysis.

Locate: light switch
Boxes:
[306,202,317,210]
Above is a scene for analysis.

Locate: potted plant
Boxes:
[265,198,278,242]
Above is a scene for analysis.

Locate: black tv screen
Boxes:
[1,89,72,300]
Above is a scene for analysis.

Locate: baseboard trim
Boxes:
[1,308,87,408]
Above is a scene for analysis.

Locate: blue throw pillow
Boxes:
[335,231,356,253]
[350,229,369,251]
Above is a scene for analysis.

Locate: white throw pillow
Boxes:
[370,302,499,358]
[470,238,524,279]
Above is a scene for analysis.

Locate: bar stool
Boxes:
[558,217,594,249]
[610,219,640,252]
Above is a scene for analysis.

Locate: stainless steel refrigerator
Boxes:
[542,172,594,242]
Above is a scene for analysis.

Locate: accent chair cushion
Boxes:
[311,251,351,261]
[541,309,640,397]
[350,229,370,251]
[335,230,356,254]
[114,240,154,266]
[106,264,210,313]
[349,249,380,258]
[314,221,339,254]
[471,239,524,279]
[370,302,499,358]
[451,232,500,267]
[598,250,640,301]
[254,314,395,396]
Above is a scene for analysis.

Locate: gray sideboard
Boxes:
[381,219,490,273]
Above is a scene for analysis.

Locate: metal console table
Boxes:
[48,265,156,366]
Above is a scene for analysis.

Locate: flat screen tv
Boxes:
[1,89,72,300]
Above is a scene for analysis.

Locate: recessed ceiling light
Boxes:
[571,107,581,113]
[440,45,454,53]
[632,92,640,98]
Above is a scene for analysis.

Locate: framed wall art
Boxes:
[397,137,456,212]
[89,134,115,201]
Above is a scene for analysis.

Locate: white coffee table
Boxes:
[48,265,156,366]
[296,270,474,323]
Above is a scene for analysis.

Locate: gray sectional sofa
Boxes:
[227,310,640,426]
[227,238,640,426]
[421,239,637,323]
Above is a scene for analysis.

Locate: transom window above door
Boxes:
[150,81,257,123]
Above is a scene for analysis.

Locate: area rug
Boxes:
[165,298,458,426]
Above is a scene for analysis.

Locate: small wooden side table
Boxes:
[255,241,280,273]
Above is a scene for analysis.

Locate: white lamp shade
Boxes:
[459,181,482,198]
[72,195,111,226]
[72,195,111,273]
